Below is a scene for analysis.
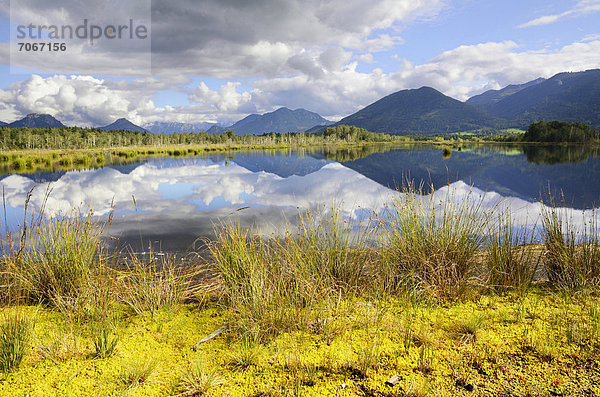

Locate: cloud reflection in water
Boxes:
[0,156,598,252]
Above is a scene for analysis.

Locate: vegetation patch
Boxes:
[1,185,600,395]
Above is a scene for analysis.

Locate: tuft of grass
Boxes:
[35,326,82,363]
[118,356,158,388]
[6,212,105,307]
[117,252,188,316]
[0,311,31,373]
[351,338,380,378]
[92,326,119,358]
[225,337,263,370]
[210,205,373,339]
[541,202,600,290]
[451,313,485,344]
[381,183,489,298]
[486,212,539,293]
[415,344,435,374]
[178,357,224,396]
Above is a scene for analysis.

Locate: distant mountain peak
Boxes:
[144,121,220,134]
[467,77,546,109]
[227,107,332,135]
[8,113,65,128]
[337,86,500,134]
[99,118,147,132]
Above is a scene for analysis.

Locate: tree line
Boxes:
[521,121,600,143]
[0,125,402,150]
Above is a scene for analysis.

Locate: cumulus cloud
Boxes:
[0,74,155,125]
[189,82,253,113]
[518,0,600,28]
[0,74,255,125]
[2,35,600,125]
[404,39,600,100]
[249,38,600,115]
[2,0,443,77]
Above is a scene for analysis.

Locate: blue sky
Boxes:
[0,0,599,127]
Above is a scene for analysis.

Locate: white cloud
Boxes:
[2,36,600,125]
[356,53,374,63]
[0,74,154,125]
[2,0,444,78]
[0,74,252,126]
[518,0,600,28]
[248,39,600,114]
[409,39,600,100]
[189,82,253,113]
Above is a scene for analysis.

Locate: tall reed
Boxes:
[486,212,539,293]
[209,206,372,338]
[541,203,600,290]
[380,184,489,298]
[6,211,105,307]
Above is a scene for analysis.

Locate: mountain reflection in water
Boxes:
[1,144,599,252]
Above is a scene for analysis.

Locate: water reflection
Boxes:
[0,154,393,251]
[1,145,599,252]
[333,144,600,209]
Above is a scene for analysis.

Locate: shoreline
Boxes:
[1,139,598,175]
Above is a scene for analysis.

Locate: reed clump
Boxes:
[380,185,489,298]
[541,203,600,290]
[210,206,373,338]
[4,212,104,307]
[486,212,540,293]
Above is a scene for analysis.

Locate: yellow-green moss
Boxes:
[2,290,600,396]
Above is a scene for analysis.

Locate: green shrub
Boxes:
[11,158,25,170]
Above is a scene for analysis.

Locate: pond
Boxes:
[1,144,599,253]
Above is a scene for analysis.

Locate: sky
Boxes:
[0,0,599,127]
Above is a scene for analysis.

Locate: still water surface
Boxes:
[1,144,599,252]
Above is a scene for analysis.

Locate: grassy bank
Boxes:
[0,141,406,175]
[1,188,600,395]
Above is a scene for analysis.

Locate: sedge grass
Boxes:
[0,310,31,373]
[380,184,489,298]
[117,251,188,316]
[118,356,158,388]
[210,205,373,339]
[5,211,105,307]
[541,202,600,290]
[486,212,540,293]
[92,326,119,358]
[178,357,224,396]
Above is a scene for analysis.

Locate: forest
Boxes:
[521,120,600,143]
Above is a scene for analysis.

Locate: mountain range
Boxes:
[215,107,333,135]
[469,69,600,128]
[144,121,220,134]
[335,86,502,134]
[327,69,600,134]
[0,107,331,135]
[466,78,546,109]
[1,69,599,135]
